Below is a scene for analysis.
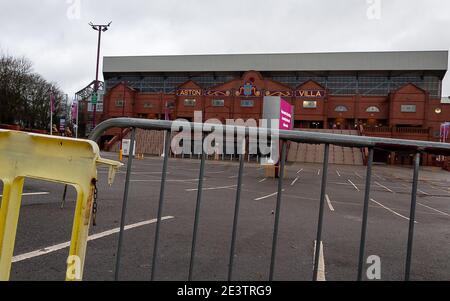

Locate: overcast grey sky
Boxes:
[1,0,449,98]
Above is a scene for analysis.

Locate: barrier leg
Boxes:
[0,177,25,281]
[66,182,95,281]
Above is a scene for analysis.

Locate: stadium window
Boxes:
[212,99,225,107]
[115,100,124,107]
[303,101,317,108]
[335,105,349,112]
[366,106,380,113]
[401,105,416,113]
[241,99,254,107]
[184,99,196,107]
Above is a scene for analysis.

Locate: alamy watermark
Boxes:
[66,0,81,20]
[66,255,82,280]
[171,111,282,164]
[366,255,381,280]
[366,0,381,20]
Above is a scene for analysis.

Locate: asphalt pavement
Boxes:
[4,152,450,281]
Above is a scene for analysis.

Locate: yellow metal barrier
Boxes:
[0,130,122,281]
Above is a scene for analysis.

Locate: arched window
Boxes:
[366,106,380,113]
[335,105,348,112]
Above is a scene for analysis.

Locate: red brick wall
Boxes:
[94,74,450,145]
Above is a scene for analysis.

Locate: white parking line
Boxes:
[354,172,363,179]
[418,189,430,196]
[99,171,169,175]
[430,184,450,193]
[0,192,50,197]
[375,181,394,193]
[374,174,385,181]
[254,190,285,201]
[325,194,335,212]
[313,240,326,281]
[370,199,417,223]
[258,178,267,183]
[297,168,304,174]
[429,185,450,194]
[228,174,247,179]
[291,177,299,186]
[131,179,199,183]
[186,185,237,192]
[348,179,360,192]
[12,216,175,263]
[417,202,450,217]
[336,170,341,177]
[206,170,227,174]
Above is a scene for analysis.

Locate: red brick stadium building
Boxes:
[80,51,450,166]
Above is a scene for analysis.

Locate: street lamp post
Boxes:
[89,21,111,131]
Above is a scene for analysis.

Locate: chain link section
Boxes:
[92,179,98,226]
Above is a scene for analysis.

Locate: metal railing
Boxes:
[89,118,450,281]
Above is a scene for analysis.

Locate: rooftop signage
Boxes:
[296,89,326,98]
[176,89,202,97]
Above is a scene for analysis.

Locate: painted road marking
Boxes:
[313,240,326,281]
[418,189,430,196]
[254,190,285,201]
[336,170,341,177]
[0,192,50,197]
[99,171,169,175]
[228,174,247,179]
[429,185,450,194]
[348,179,360,192]
[325,194,335,212]
[12,216,175,263]
[375,181,394,193]
[206,170,227,174]
[374,174,385,181]
[131,179,199,183]
[297,168,304,174]
[417,202,450,217]
[291,177,299,186]
[370,199,417,223]
[354,172,363,179]
[186,185,237,192]
[259,178,267,183]
[318,169,321,176]
[330,182,354,186]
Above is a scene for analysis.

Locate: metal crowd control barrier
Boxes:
[89,118,450,281]
[0,130,122,281]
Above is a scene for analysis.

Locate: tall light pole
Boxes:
[89,21,111,131]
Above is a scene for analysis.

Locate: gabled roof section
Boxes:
[177,79,202,89]
[394,83,427,94]
[296,80,326,91]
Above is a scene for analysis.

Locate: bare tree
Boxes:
[0,53,65,130]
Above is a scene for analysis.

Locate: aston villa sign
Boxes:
[176,89,202,97]
[296,89,325,98]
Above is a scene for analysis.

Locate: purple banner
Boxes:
[279,98,293,130]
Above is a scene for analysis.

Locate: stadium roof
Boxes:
[103,51,448,78]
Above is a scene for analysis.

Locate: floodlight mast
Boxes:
[89,21,111,130]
